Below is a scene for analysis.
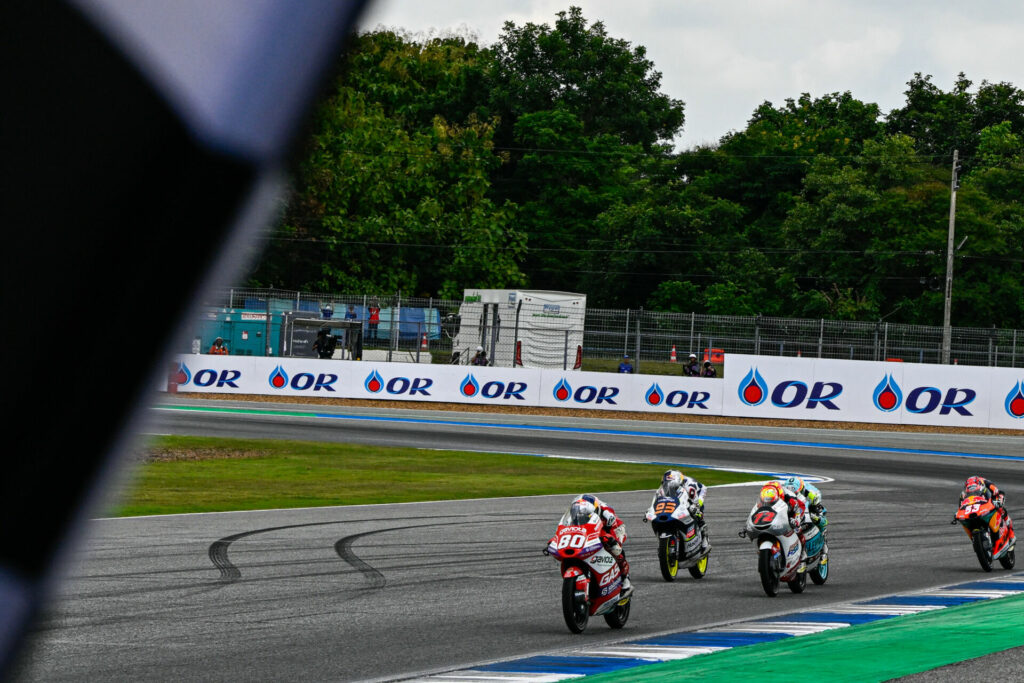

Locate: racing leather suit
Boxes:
[960,478,1008,537]
[646,476,709,546]
[590,496,630,585]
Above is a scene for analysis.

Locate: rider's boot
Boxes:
[616,555,632,593]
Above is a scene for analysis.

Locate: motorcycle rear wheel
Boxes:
[810,554,829,585]
[758,548,780,597]
[561,576,589,633]
[787,570,807,593]
[688,554,709,580]
[659,536,679,582]
[603,596,631,629]
[973,532,994,572]
[999,548,1015,570]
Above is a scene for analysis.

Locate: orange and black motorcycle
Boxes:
[953,494,1015,572]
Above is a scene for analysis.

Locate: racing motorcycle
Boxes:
[644,495,709,581]
[545,511,632,633]
[953,495,1015,572]
[739,497,828,596]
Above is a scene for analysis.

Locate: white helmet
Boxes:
[569,496,596,524]
[661,470,684,498]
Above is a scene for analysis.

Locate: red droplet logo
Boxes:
[553,378,572,402]
[365,370,384,393]
[268,365,288,389]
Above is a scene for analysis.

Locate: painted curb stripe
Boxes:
[419,572,1024,682]
[155,405,1024,462]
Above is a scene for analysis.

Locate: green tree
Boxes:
[248,32,525,298]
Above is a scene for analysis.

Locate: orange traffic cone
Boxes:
[420,333,428,350]
[670,345,677,362]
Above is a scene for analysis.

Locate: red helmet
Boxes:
[964,476,986,496]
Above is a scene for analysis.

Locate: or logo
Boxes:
[1005,381,1024,419]
[172,362,192,386]
[269,366,336,392]
[872,374,903,412]
[738,367,768,406]
[365,370,384,393]
[552,378,619,405]
[553,378,572,402]
[460,374,480,397]
[363,370,432,396]
[645,383,664,406]
[269,365,289,389]
[644,383,711,410]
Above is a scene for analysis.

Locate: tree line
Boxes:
[248,7,1024,328]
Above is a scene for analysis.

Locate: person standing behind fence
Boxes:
[683,353,699,377]
[471,345,489,366]
[367,301,381,342]
[618,354,634,373]
[208,337,228,355]
[345,305,357,320]
[701,360,717,378]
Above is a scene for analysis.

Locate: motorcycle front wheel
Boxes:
[973,532,994,572]
[603,596,631,629]
[999,548,1015,570]
[659,536,679,582]
[561,576,589,633]
[758,548,780,597]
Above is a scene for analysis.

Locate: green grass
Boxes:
[112,435,761,517]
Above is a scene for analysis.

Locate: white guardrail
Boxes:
[165,353,1024,430]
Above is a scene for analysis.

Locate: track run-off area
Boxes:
[15,398,1024,682]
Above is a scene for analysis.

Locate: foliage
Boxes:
[246,8,1024,329]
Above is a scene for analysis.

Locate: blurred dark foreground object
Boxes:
[0,0,367,675]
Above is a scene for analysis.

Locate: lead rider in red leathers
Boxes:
[553,494,631,593]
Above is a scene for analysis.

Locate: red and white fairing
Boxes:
[547,513,625,615]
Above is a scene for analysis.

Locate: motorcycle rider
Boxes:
[759,482,812,560]
[959,476,1009,536]
[781,476,827,533]
[560,494,632,593]
[645,470,709,550]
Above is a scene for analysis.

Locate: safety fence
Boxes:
[192,288,1023,369]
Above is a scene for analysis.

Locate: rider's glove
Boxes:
[690,505,702,520]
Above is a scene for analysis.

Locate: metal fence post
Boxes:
[563,330,569,371]
[624,308,630,357]
[1014,329,1018,368]
[416,322,422,364]
[513,300,523,368]
[818,319,824,358]
[634,314,641,373]
[883,323,889,360]
[754,314,761,356]
[689,312,695,354]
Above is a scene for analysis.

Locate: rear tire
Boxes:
[999,548,1015,570]
[603,596,631,629]
[561,576,589,633]
[973,532,994,572]
[810,553,829,585]
[758,547,780,597]
[658,536,679,582]
[688,554,709,580]
[787,570,807,593]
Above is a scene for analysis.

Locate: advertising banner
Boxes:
[724,353,1023,429]
[166,354,1019,429]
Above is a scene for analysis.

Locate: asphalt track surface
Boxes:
[15,399,1024,682]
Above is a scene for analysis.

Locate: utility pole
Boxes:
[941,150,959,365]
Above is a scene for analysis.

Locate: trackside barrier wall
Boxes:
[724,354,1024,430]
[166,354,1024,429]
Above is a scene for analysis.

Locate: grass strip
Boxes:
[582,592,1024,683]
[112,435,761,516]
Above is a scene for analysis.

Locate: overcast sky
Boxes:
[357,0,1024,149]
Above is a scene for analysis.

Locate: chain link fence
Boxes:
[191,288,1022,369]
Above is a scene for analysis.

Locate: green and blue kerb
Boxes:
[421,572,1024,682]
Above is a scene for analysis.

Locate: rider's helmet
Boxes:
[964,476,986,496]
[661,470,684,498]
[569,496,597,524]
[759,482,783,506]
[782,476,804,493]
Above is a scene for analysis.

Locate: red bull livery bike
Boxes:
[954,487,1015,572]
[545,505,632,633]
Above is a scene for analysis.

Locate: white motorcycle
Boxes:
[739,497,829,596]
